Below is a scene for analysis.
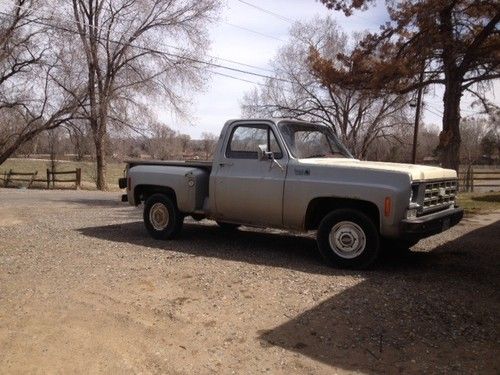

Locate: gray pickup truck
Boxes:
[119,118,463,268]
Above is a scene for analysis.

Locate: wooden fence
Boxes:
[459,166,500,192]
[46,168,82,189]
[1,168,81,189]
[2,169,38,188]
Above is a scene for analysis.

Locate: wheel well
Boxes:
[304,197,380,231]
[134,185,177,206]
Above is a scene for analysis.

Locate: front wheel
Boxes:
[317,209,380,269]
[144,194,183,240]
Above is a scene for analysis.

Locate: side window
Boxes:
[226,125,283,159]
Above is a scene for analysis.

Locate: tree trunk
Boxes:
[93,108,108,191]
[0,143,19,165]
[439,74,462,172]
[94,131,107,190]
[0,127,51,165]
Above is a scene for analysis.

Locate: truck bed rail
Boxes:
[124,159,212,172]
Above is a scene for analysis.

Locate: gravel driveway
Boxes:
[0,188,498,374]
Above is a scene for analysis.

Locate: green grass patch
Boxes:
[457,191,500,216]
[0,158,125,190]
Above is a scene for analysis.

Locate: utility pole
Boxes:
[411,67,425,164]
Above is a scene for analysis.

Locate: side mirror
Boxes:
[257,144,285,171]
[257,144,273,161]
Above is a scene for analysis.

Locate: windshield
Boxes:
[278,122,353,159]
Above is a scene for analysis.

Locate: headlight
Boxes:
[410,183,419,203]
[406,208,418,219]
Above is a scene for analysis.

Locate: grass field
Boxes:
[0,158,126,190]
[456,191,500,216]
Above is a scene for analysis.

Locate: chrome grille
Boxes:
[422,180,457,213]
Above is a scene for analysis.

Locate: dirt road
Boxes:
[0,188,498,374]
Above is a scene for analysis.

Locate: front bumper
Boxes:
[400,206,463,240]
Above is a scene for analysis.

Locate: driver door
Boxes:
[213,123,287,227]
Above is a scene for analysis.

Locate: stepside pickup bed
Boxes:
[120,118,463,269]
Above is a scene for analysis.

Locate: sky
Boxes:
[167,0,499,139]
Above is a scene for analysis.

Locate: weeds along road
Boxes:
[0,188,498,374]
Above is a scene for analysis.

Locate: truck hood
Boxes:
[298,158,457,181]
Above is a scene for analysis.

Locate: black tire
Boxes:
[216,221,240,231]
[143,193,183,240]
[317,209,380,269]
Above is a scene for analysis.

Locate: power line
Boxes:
[235,0,294,24]
[235,0,379,29]
[425,103,443,115]
[0,9,293,85]
[222,21,285,43]
[0,1,392,96]
[0,1,279,77]
[208,69,268,87]
[423,107,442,118]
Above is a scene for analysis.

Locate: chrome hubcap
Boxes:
[328,221,366,259]
[149,202,169,230]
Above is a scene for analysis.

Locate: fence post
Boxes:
[76,168,81,189]
[46,169,50,189]
[464,166,469,192]
[5,169,12,187]
[470,166,474,193]
[28,171,37,188]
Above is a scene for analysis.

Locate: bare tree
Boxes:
[145,121,182,160]
[459,117,489,166]
[178,134,191,156]
[66,0,219,190]
[241,17,411,159]
[66,120,93,161]
[200,132,217,160]
[0,0,84,165]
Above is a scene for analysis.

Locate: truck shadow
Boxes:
[78,218,466,276]
[77,219,484,275]
[78,220,336,275]
[78,219,499,373]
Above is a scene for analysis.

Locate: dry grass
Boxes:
[0,158,126,190]
[457,191,500,215]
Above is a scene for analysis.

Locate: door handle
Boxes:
[219,162,233,167]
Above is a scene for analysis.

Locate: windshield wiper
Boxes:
[305,154,328,158]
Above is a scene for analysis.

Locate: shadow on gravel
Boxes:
[78,221,337,276]
[260,220,500,374]
[78,219,500,373]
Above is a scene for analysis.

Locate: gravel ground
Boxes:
[0,188,499,374]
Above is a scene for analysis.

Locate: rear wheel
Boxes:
[144,193,183,240]
[317,209,379,269]
[216,221,240,231]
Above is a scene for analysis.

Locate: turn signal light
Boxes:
[384,197,392,217]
